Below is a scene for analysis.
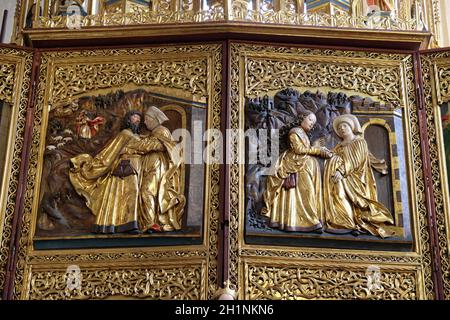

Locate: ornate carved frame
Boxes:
[228,42,435,299]
[0,46,33,297]
[7,43,223,300]
[420,49,450,299]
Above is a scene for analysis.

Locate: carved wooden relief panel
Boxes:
[0,47,33,297]
[228,42,434,299]
[10,44,223,300]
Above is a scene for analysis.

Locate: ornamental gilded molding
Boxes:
[27,263,205,300]
[0,63,16,104]
[33,3,420,31]
[435,63,450,105]
[244,263,419,300]
[0,48,33,297]
[244,55,405,106]
[50,57,209,108]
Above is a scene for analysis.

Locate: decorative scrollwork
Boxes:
[240,249,421,264]
[245,56,404,107]
[28,250,209,264]
[245,263,418,300]
[437,67,450,105]
[0,63,16,103]
[24,0,434,32]
[28,264,204,300]
[50,58,208,107]
[37,5,225,28]
[0,48,33,297]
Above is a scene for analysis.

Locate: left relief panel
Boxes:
[9,44,223,299]
[0,47,34,297]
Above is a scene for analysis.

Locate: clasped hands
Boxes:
[319,147,333,159]
[331,171,344,183]
[312,138,333,159]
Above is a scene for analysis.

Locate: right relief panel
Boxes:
[228,42,438,300]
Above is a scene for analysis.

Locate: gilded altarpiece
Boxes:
[421,50,450,299]
[228,42,435,299]
[9,44,223,299]
[0,47,33,297]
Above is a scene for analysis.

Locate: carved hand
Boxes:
[320,148,333,159]
[332,171,344,183]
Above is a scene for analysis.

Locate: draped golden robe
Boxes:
[323,136,394,238]
[262,127,323,232]
[69,129,165,233]
[139,126,186,232]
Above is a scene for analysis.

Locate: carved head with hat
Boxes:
[144,106,169,131]
[333,114,363,139]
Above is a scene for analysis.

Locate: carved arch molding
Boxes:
[1,43,450,299]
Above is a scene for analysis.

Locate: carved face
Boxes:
[300,113,317,132]
[130,114,141,126]
[337,121,353,138]
[144,115,158,131]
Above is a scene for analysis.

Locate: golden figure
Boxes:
[139,106,186,233]
[69,110,165,234]
[261,111,333,232]
[323,114,394,238]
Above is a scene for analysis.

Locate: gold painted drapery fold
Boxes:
[69,129,165,233]
[323,136,394,238]
[139,125,186,232]
[262,127,323,232]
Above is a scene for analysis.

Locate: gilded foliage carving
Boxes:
[0,63,16,103]
[33,2,424,31]
[229,43,432,299]
[245,264,418,300]
[51,58,208,107]
[38,5,225,29]
[240,249,421,265]
[12,44,222,300]
[421,51,450,299]
[0,48,33,297]
[245,57,403,106]
[437,67,450,105]
[28,264,204,300]
[28,250,209,264]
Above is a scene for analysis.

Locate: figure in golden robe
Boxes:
[139,106,186,233]
[261,111,333,232]
[323,114,395,238]
[69,110,166,234]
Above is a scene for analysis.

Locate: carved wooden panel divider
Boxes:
[0,47,33,298]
